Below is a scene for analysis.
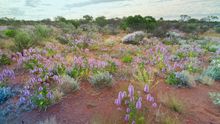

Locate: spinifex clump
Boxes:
[115,84,157,124]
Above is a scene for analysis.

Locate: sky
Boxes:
[0,0,220,20]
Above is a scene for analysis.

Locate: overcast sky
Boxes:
[0,0,220,20]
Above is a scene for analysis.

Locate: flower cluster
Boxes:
[115,84,157,124]
[0,68,15,83]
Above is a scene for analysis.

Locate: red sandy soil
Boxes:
[8,79,220,124]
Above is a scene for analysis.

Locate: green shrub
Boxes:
[166,71,196,87]
[175,71,196,87]
[31,86,52,110]
[13,31,34,52]
[90,72,113,88]
[4,29,16,37]
[60,75,79,94]
[53,64,66,76]
[0,54,11,66]
[209,92,220,105]
[23,58,42,70]
[122,55,133,63]
[204,66,220,80]
[34,24,52,40]
[165,72,179,85]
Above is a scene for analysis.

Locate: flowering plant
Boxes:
[115,84,157,124]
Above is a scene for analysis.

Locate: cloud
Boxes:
[25,0,41,7]
[8,8,25,16]
[65,0,131,8]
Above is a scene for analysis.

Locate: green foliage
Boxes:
[90,72,113,88]
[95,16,108,27]
[34,24,52,40]
[166,71,196,87]
[53,64,66,76]
[203,59,220,80]
[0,54,11,66]
[209,92,220,105]
[31,86,52,110]
[24,58,42,70]
[133,64,153,87]
[105,61,117,74]
[165,72,179,85]
[121,15,157,31]
[13,30,34,52]
[122,55,133,63]
[185,64,201,73]
[4,29,16,37]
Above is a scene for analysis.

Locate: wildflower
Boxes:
[46,92,53,99]
[136,97,142,109]
[128,84,134,98]
[24,89,30,96]
[144,84,149,93]
[19,97,26,104]
[38,86,43,91]
[132,120,136,124]
[152,103,157,108]
[115,99,121,106]
[146,94,154,102]
[124,114,129,122]
[126,108,130,113]
[37,77,43,82]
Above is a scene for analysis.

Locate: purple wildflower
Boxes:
[136,97,142,109]
[124,114,129,122]
[144,84,149,93]
[152,103,157,108]
[128,84,134,98]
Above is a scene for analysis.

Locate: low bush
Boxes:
[13,30,34,52]
[203,66,220,80]
[209,92,220,105]
[165,72,179,85]
[60,75,79,94]
[90,72,113,88]
[34,24,52,40]
[4,29,16,37]
[166,71,196,87]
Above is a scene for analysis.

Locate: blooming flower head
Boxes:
[144,84,149,93]
[128,84,134,98]
[152,103,157,108]
[124,114,129,122]
[136,97,142,109]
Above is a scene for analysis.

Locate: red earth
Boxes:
[7,78,220,124]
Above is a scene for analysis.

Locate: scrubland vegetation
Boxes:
[0,15,220,124]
